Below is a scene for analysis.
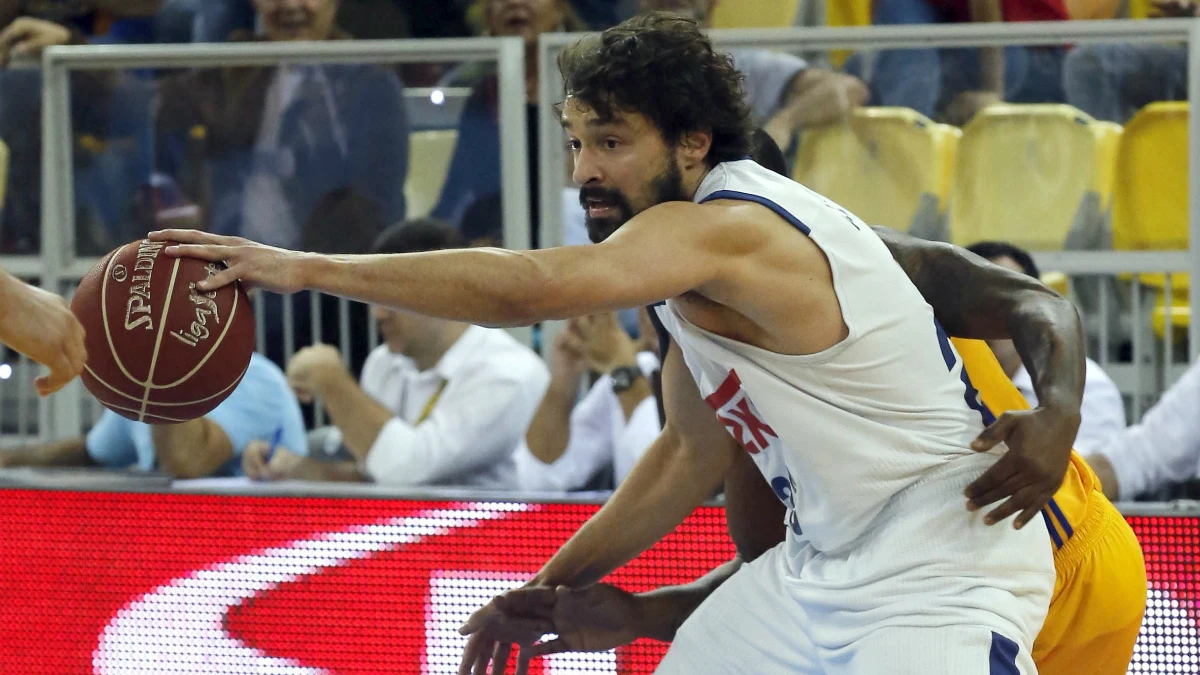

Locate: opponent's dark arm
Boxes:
[873,226,1085,414]
[632,556,745,641]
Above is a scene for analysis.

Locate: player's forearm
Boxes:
[633,557,744,642]
[317,370,393,461]
[299,248,592,328]
[532,427,725,588]
[524,383,577,464]
[876,227,1085,413]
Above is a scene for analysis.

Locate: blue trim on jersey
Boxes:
[989,632,1021,674]
[1047,498,1074,539]
[646,304,672,362]
[699,190,812,235]
[933,320,996,426]
[1042,510,1064,549]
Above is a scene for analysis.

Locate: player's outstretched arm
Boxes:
[457,339,740,675]
[151,201,744,327]
[875,226,1085,528]
[0,269,87,395]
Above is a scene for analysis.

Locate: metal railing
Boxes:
[19,38,530,440]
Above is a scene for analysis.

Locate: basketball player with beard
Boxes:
[155,13,1086,674]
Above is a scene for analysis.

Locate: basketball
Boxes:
[70,239,255,424]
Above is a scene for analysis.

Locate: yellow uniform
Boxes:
[952,338,1147,675]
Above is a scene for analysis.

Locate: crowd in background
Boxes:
[1,0,1200,501]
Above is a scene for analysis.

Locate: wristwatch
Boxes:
[610,365,643,394]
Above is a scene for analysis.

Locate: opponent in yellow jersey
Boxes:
[953,337,1147,675]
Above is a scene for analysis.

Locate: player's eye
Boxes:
[567,139,581,151]
[604,139,619,150]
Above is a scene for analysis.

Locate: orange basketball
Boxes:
[70,239,255,424]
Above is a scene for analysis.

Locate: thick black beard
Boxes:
[584,156,688,244]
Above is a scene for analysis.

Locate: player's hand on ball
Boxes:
[150,230,311,295]
[964,405,1080,529]
[0,274,87,396]
[286,344,347,402]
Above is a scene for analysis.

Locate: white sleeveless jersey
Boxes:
[654,159,998,555]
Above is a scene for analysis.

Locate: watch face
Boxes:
[611,367,639,392]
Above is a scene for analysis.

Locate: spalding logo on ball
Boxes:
[71,239,255,424]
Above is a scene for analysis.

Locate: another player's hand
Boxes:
[510,584,643,673]
[150,230,311,294]
[286,344,347,402]
[964,405,1080,529]
[458,588,556,675]
[0,274,87,396]
[0,18,71,67]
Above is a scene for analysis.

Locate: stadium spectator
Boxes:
[847,0,1068,125]
[516,310,661,492]
[154,0,408,251]
[156,0,256,43]
[432,0,587,239]
[967,241,1125,453]
[1062,0,1193,124]
[0,353,307,479]
[1089,358,1200,500]
[0,2,163,254]
[242,219,550,488]
[642,0,868,150]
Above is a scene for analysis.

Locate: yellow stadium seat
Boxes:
[1112,102,1190,338]
[825,0,872,66]
[404,130,458,219]
[793,107,959,233]
[710,0,799,28]
[946,104,1116,251]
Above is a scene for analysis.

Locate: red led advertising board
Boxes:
[0,491,1195,674]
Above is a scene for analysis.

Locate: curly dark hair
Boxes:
[557,11,754,167]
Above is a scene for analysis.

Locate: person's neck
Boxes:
[410,323,470,372]
[683,164,714,201]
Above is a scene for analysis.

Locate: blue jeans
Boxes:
[846,0,1065,119]
[1062,43,1187,124]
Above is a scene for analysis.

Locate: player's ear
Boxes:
[678,129,713,170]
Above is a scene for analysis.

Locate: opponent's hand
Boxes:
[458,588,557,675]
[150,230,311,294]
[0,18,71,67]
[0,275,87,396]
[511,584,643,674]
[964,406,1080,529]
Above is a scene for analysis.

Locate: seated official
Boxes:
[242,219,551,488]
[0,353,306,478]
[515,310,661,492]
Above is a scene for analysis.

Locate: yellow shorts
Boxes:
[1033,491,1147,675]
[952,338,1147,674]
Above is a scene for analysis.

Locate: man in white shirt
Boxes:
[966,241,1126,453]
[242,219,550,488]
[1089,360,1200,501]
[516,309,662,492]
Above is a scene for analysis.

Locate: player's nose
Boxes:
[571,148,603,186]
